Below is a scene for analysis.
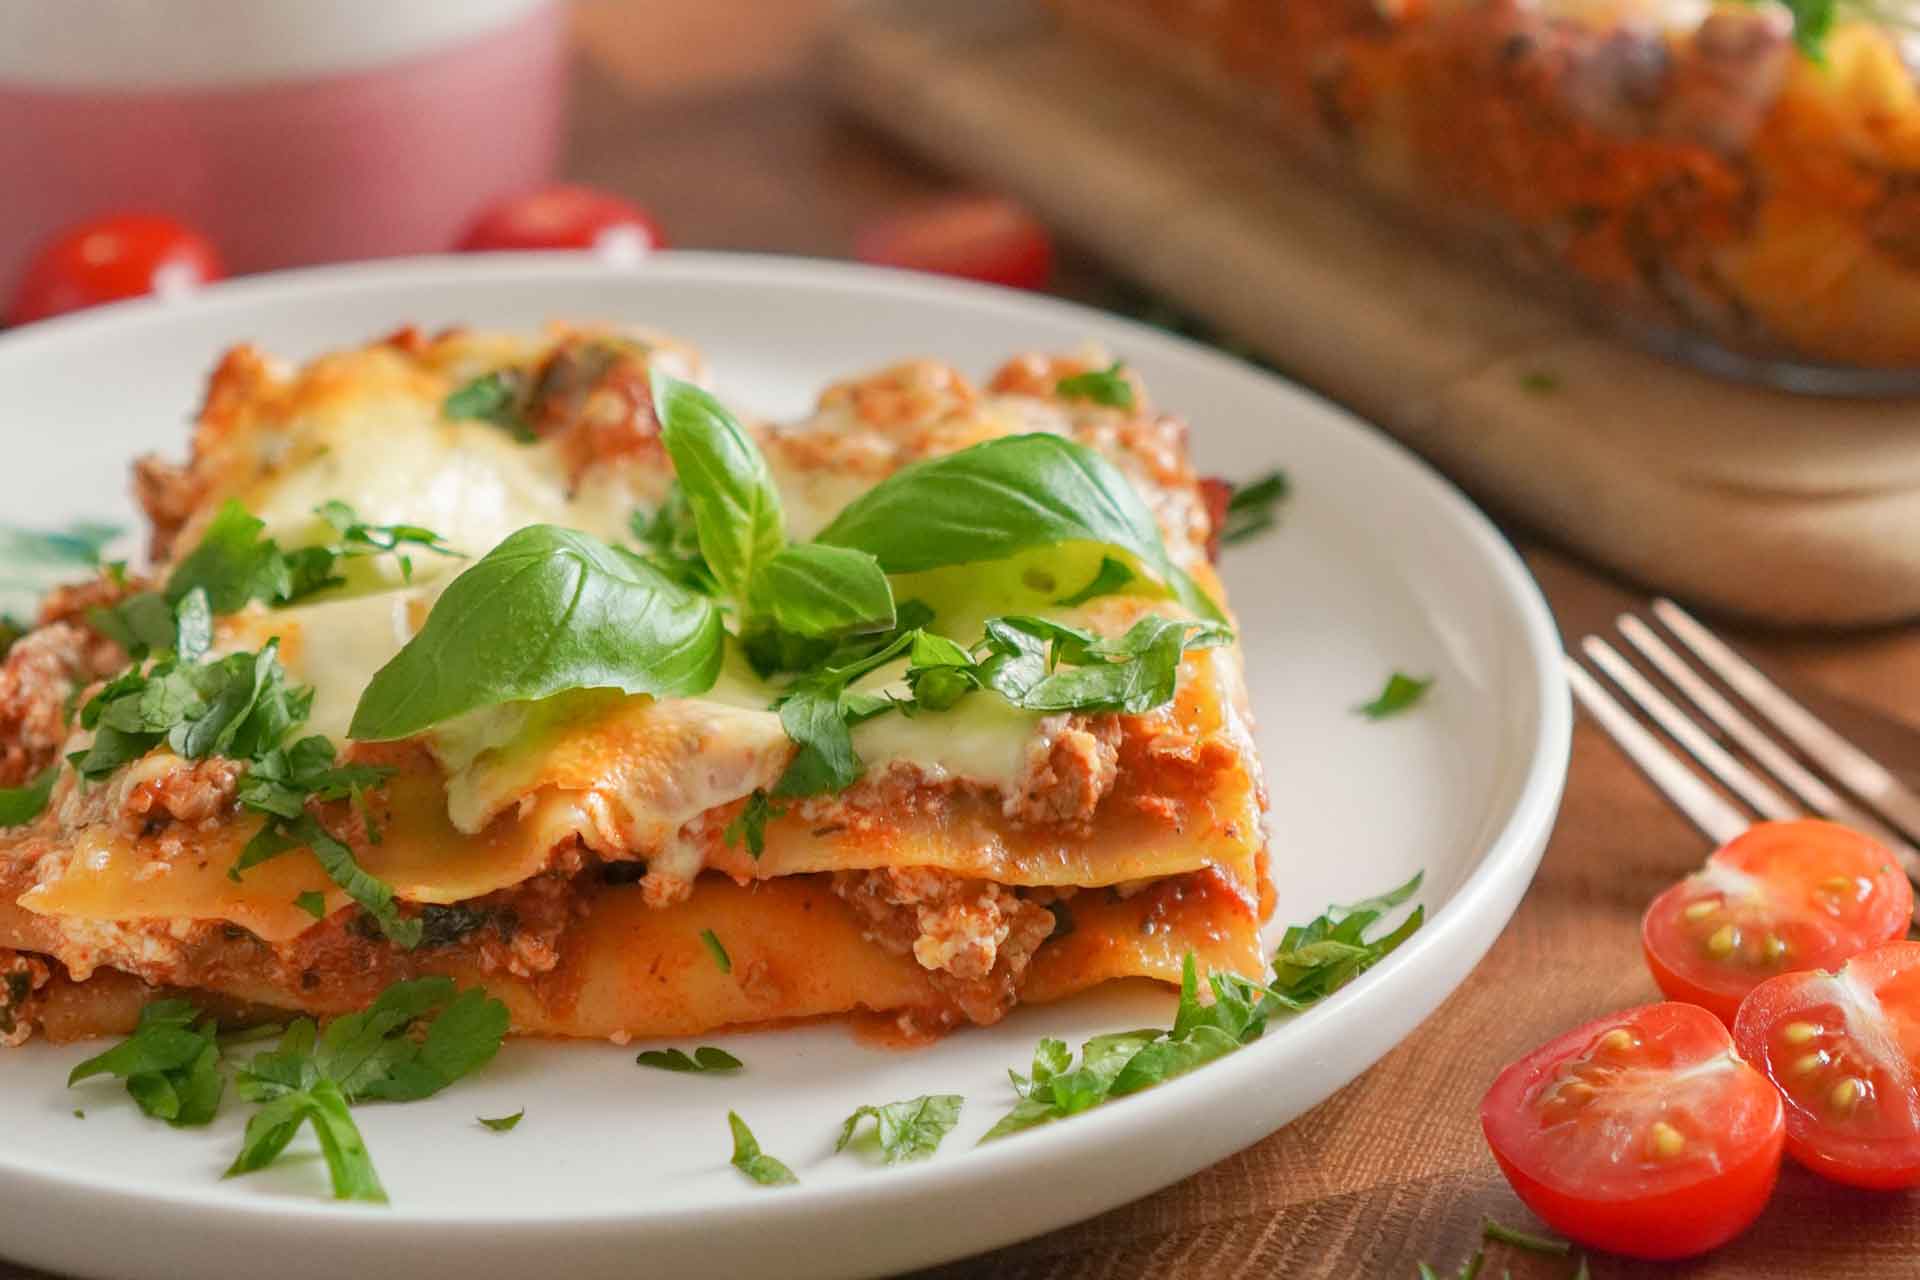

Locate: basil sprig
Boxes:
[814,433,1224,622]
[348,525,724,742]
[650,375,897,663]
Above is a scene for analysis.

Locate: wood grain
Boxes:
[9,5,1920,1278]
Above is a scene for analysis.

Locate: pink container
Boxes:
[0,0,567,294]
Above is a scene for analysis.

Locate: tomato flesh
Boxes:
[854,194,1054,291]
[1481,1002,1783,1259]
[1733,940,1920,1189]
[457,185,665,255]
[8,214,224,326]
[1643,820,1911,1025]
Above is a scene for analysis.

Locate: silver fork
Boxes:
[1567,598,1920,921]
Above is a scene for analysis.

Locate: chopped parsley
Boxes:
[984,874,1425,1140]
[727,1111,797,1186]
[630,483,720,596]
[700,928,732,974]
[722,789,786,859]
[443,370,535,442]
[1055,362,1136,410]
[294,891,328,920]
[1219,471,1288,546]
[1354,671,1433,720]
[227,978,509,1203]
[0,765,56,828]
[836,1095,963,1165]
[636,1046,743,1073]
[315,500,463,583]
[1419,1218,1580,1279]
[1518,370,1561,394]
[478,1110,525,1132]
[68,999,225,1128]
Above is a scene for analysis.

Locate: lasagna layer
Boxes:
[0,328,1272,1043]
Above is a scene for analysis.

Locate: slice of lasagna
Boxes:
[0,325,1272,1047]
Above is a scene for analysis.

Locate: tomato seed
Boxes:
[1782,1021,1819,1045]
[1649,1120,1686,1158]
[1792,1051,1828,1077]
[1830,1078,1863,1113]
[1706,925,1738,958]
[1683,899,1720,922]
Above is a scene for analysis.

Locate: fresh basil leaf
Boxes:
[700,928,732,974]
[636,1045,744,1073]
[479,1110,524,1132]
[631,484,720,595]
[444,370,534,442]
[815,433,1224,622]
[1355,672,1432,720]
[652,375,787,604]
[722,789,785,860]
[1220,471,1288,546]
[751,543,895,640]
[727,1111,797,1186]
[68,999,225,1127]
[836,1094,963,1164]
[1056,556,1134,606]
[0,765,56,827]
[1055,362,1135,409]
[349,524,724,741]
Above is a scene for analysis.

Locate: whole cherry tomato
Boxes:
[854,194,1054,291]
[457,185,664,256]
[8,214,224,326]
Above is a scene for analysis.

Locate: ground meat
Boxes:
[1006,714,1121,830]
[36,570,149,631]
[0,623,121,788]
[831,867,1055,1026]
[818,359,979,430]
[122,757,244,831]
[0,948,50,1047]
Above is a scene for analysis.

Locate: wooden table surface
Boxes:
[12,5,1920,1278]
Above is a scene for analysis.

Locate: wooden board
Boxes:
[824,0,1920,628]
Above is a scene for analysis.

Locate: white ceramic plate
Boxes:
[0,254,1569,1280]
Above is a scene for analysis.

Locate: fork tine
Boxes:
[1620,613,1920,887]
[1581,635,1797,822]
[1565,656,1750,844]
[1653,599,1920,846]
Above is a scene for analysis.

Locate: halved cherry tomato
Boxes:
[457,185,665,255]
[8,214,224,326]
[1643,820,1911,1025]
[1734,940,1920,1189]
[853,194,1054,291]
[1481,1002,1784,1259]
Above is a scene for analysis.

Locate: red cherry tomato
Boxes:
[8,214,224,326]
[854,194,1054,291]
[1643,820,1911,1025]
[1734,940,1920,1189]
[456,185,665,256]
[1481,1002,1784,1259]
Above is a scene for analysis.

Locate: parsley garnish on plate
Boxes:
[478,1110,524,1133]
[68,999,224,1127]
[983,874,1425,1141]
[1055,362,1136,410]
[1219,471,1289,546]
[1355,671,1433,720]
[1418,1217,1580,1279]
[227,978,510,1203]
[701,929,733,974]
[837,1095,964,1165]
[727,1111,798,1186]
[443,370,535,442]
[637,1046,743,1073]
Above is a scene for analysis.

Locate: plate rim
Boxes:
[0,251,1571,1250]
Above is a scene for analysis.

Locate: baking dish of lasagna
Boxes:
[1049,0,1920,389]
